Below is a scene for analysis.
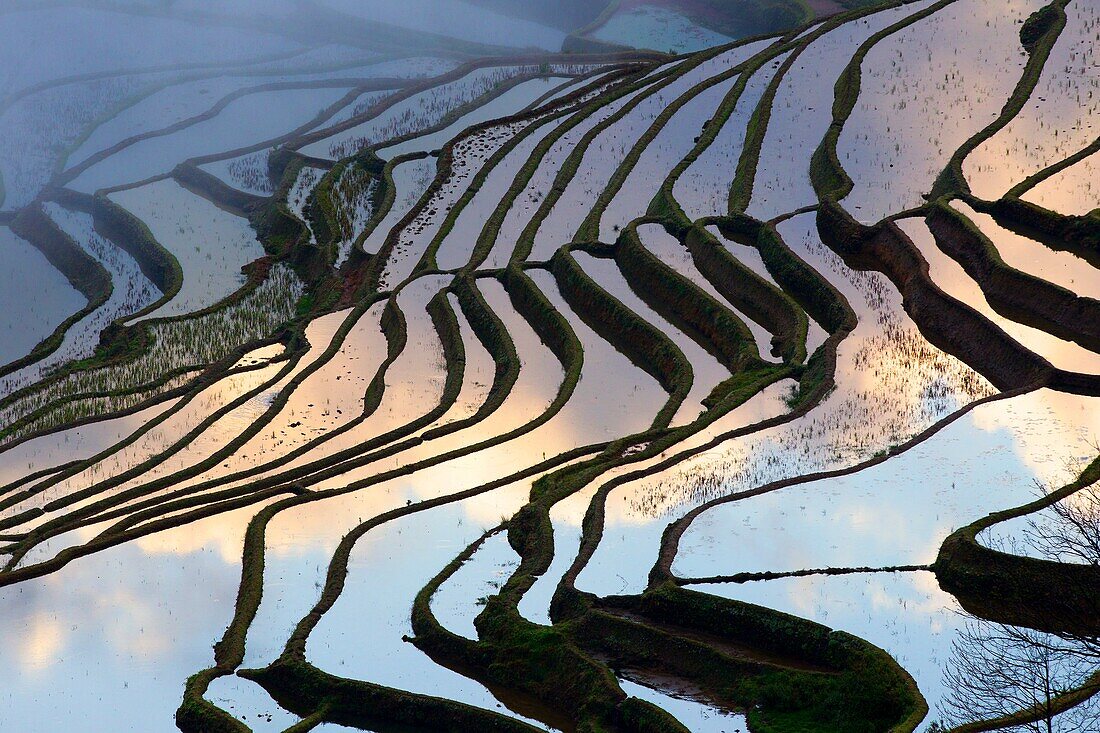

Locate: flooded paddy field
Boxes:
[0,1,1098,731]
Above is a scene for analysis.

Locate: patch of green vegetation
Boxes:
[294,292,315,317]
[686,221,808,363]
[926,201,1100,353]
[616,222,763,371]
[1020,4,1060,52]
[550,249,691,427]
[685,0,812,42]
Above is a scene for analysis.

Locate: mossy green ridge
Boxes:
[685,221,808,362]
[969,195,1100,269]
[616,222,764,371]
[549,249,692,426]
[926,201,1100,353]
[935,455,1100,638]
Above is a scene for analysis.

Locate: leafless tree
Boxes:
[934,478,1100,732]
[1024,483,1100,567]
[937,618,1099,733]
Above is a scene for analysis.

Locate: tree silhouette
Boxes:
[938,618,1099,733]
[1025,484,1100,568]
[937,480,1100,732]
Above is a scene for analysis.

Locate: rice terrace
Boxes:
[0,0,1098,730]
